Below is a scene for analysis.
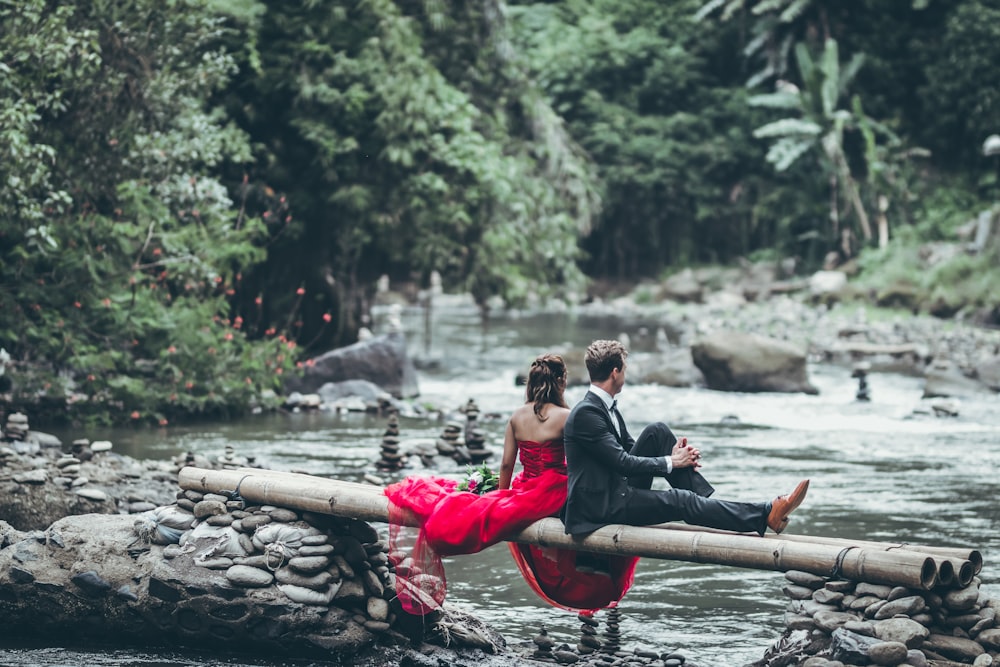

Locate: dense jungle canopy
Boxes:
[1,0,998,425]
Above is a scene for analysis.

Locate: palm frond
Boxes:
[753,118,823,138]
[820,39,840,117]
[753,0,790,16]
[779,0,812,23]
[693,0,730,22]
[765,136,815,171]
[747,91,801,109]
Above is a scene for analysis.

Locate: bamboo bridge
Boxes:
[177,466,982,593]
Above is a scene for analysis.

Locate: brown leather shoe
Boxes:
[767,479,809,534]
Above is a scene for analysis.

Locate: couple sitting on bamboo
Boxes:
[385,339,809,613]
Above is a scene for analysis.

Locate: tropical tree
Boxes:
[223,0,598,347]
[0,0,294,425]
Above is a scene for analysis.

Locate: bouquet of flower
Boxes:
[457,463,500,495]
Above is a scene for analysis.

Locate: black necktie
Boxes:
[609,400,622,436]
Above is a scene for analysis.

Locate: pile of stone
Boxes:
[436,420,469,462]
[755,570,1000,666]
[151,488,397,628]
[462,398,491,463]
[375,413,406,471]
[3,411,29,442]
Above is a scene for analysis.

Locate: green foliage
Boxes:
[222,0,596,342]
[918,1,1000,169]
[0,0,297,425]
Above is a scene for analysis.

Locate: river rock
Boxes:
[13,470,48,484]
[830,626,880,664]
[225,564,274,587]
[288,556,329,574]
[367,596,390,621]
[814,610,859,632]
[867,640,908,665]
[856,583,893,599]
[873,595,925,619]
[267,508,299,523]
[284,331,419,399]
[192,499,227,519]
[75,488,108,502]
[943,583,980,611]
[274,568,333,590]
[979,628,1000,650]
[690,330,819,394]
[785,570,826,590]
[278,583,336,605]
[873,617,929,648]
[924,633,986,662]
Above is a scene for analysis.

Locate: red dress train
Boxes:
[384,439,638,614]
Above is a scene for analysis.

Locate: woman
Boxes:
[384,353,638,614]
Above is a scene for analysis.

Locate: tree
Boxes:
[0,0,294,425]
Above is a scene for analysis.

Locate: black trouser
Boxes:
[622,422,768,535]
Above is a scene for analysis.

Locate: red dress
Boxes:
[384,439,638,614]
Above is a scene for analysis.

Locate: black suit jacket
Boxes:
[562,391,670,534]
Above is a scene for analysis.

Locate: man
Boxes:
[563,339,808,537]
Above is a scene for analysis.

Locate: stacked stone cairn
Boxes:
[436,420,469,463]
[463,398,492,464]
[376,413,406,472]
[578,611,602,655]
[761,569,1000,666]
[216,444,250,469]
[602,606,623,656]
[533,625,557,660]
[3,411,29,443]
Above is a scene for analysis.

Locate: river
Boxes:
[2,301,998,666]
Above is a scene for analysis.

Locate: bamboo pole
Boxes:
[177,467,941,590]
[650,522,982,577]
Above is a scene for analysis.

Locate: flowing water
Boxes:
[2,302,999,666]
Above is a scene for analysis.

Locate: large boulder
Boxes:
[630,349,704,388]
[923,360,991,398]
[285,332,419,398]
[691,331,818,394]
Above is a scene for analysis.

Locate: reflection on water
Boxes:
[5,305,1000,666]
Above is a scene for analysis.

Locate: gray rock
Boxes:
[192,499,227,520]
[286,331,419,399]
[691,330,818,394]
[924,633,985,662]
[783,584,814,600]
[13,470,48,484]
[225,564,274,587]
[786,570,827,589]
[977,628,1000,650]
[943,583,980,612]
[814,610,859,632]
[868,641,908,665]
[873,617,929,648]
[855,583,893,599]
[367,596,390,621]
[288,555,329,574]
[873,595,925,619]
[71,570,112,597]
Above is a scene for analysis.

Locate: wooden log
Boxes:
[651,522,982,578]
[177,467,939,590]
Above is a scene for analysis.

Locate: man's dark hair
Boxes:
[585,339,627,382]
